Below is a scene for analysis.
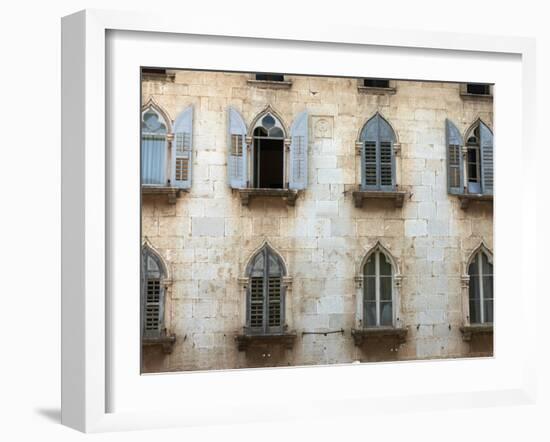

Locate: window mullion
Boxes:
[478,253,485,323]
[263,249,268,333]
[375,251,381,326]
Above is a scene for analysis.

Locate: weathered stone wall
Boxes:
[141,71,493,372]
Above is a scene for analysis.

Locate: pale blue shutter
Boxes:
[228,107,248,188]
[289,111,309,190]
[173,106,193,189]
[479,121,493,195]
[446,119,464,195]
[378,116,396,191]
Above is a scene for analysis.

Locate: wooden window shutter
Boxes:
[446,119,464,194]
[360,114,396,190]
[227,107,248,188]
[173,105,193,189]
[479,121,494,195]
[289,111,309,190]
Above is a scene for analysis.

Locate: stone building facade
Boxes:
[140,70,494,373]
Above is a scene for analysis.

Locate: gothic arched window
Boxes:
[359,113,397,191]
[363,246,395,327]
[245,245,286,335]
[141,246,167,338]
[468,248,493,324]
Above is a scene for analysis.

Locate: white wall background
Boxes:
[0,0,548,440]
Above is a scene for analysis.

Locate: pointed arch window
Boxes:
[363,247,395,327]
[141,246,167,338]
[245,246,286,335]
[227,107,308,203]
[359,113,397,191]
[468,249,493,325]
[141,107,168,186]
[445,119,493,197]
[141,103,194,189]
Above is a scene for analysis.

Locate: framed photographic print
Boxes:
[61,9,537,433]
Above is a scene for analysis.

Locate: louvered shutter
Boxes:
[172,106,193,189]
[479,121,494,195]
[446,119,464,195]
[289,111,309,190]
[378,116,396,191]
[228,107,248,188]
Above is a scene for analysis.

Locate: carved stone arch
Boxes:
[465,241,493,274]
[141,238,171,283]
[248,104,289,138]
[463,117,493,140]
[357,111,399,143]
[244,240,288,277]
[357,240,401,278]
[142,97,173,133]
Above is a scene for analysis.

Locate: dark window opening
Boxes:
[253,127,285,189]
[364,78,390,88]
[255,73,285,82]
[466,83,491,95]
[142,68,167,75]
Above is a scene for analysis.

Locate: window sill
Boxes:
[246,79,293,89]
[357,86,396,95]
[456,193,493,210]
[142,72,176,82]
[459,324,493,342]
[142,185,187,204]
[459,92,493,100]
[237,188,299,207]
[351,327,408,346]
[352,190,407,208]
[235,332,297,351]
[142,333,177,354]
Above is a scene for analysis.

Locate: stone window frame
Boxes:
[141,240,176,354]
[238,242,293,335]
[353,112,407,208]
[141,98,190,203]
[461,242,494,325]
[459,83,493,100]
[357,78,397,95]
[247,73,293,89]
[354,241,403,329]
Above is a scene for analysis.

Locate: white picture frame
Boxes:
[61,9,537,433]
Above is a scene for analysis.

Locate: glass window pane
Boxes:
[365,301,377,327]
[469,299,481,324]
[268,127,284,138]
[261,114,276,129]
[364,276,376,301]
[380,301,393,326]
[469,254,479,276]
[250,253,265,277]
[379,253,392,276]
[380,276,392,301]
[483,275,493,301]
[482,252,493,276]
[364,255,375,276]
[268,253,282,276]
[484,300,493,323]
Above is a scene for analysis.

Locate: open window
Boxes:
[227,106,308,206]
[446,119,493,208]
[141,245,175,353]
[252,113,286,189]
[141,101,193,203]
